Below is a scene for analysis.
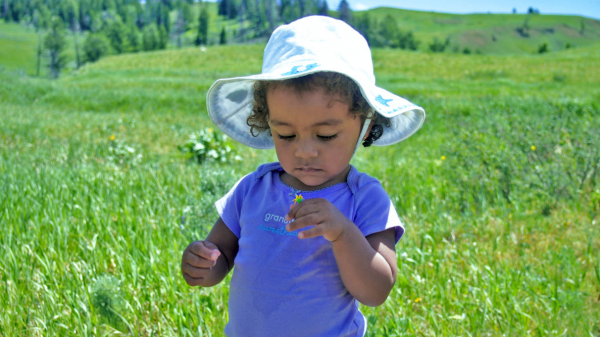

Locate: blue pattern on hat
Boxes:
[375,95,393,107]
[281,63,320,76]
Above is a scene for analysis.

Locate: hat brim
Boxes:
[206,64,425,149]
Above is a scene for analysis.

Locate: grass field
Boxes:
[1,42,600,336]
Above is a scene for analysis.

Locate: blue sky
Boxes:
[326,0,600,19]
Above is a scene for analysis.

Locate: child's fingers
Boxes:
[285,198,321,221]
[286,210,321,232]
[296,225,323,240]
[189,241,221,261]
[184,251,217,268]
[182,267,206,286]
[285,203,302,221]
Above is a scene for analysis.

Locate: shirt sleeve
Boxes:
[353,181,405,244]
[214,173,254,238]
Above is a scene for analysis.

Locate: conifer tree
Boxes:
[160,4,170,33]
[127,22,140,52]
[337,0,351,25]
[142,23,159,51]
[196,5,209,45]
[354,13,373,44]
[104,19,129,54]
[83,33,110,62]
[44,17,68,79]
[218,0,237,19]
[36,31,43,76]
[220,26,227,44]
[318,0,328,16]
[3,0,8,22]
[173,9,186,48]
[158,24,168,49]
[237,0,245,41]
[379,14,399,48]
[265,0,276,32]
[72,17,81,68]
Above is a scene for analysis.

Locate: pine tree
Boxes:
[195,5,209,45]
[398,31,419,50]
[218,0,238,19]
[173,9,186,48]
[83,33,110,62]
[142,23,159,51]
[298,0,306,17]
[180,2,192,29]
[220,26,227,44]
[379,14,399,48]
[36,31,43,76]
[354,13,373,44]
[127,23,140,52]
[237,0,245,42]
[265,0,276,32]
[44,17,68,79]
[3,0,8,22]
[337,0,352,25]
[158,24,168,49]
[160,4,170,33]
[72,17,81,68]
[104,19,129,54]
[318,0,328,16]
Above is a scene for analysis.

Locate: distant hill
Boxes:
[359,7,600,54]
[1,5,600,76]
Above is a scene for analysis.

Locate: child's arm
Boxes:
[285,199,397,307]
[181,217,239,287]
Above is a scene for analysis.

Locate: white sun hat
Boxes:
[206,15,425,150]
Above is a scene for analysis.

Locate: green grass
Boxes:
[0,21,41,76]
[1,44,599,336]
[0,21,83,77]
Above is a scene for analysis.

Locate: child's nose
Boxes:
[295,140,318,159]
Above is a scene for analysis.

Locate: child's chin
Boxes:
[296,176,334,189]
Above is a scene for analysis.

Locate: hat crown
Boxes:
[262,16,375,84]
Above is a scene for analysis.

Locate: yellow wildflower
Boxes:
[531,145,536,151]
[441,155,446,161]
[414,297,421,303]
[292,194,304,205]
[110,135,115,141]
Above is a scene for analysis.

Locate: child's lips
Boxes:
[296,167,321,172]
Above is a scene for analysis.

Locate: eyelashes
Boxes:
[317,134,337,141]
[277,134,338,141]
[278,134,295,141]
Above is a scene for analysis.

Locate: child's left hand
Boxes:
[284,198,352,242]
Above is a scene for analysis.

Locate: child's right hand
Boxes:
[181,240,221,286]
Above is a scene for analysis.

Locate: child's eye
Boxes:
[318,134,338,141]
[278,134,295,141]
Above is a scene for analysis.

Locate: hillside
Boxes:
[2,43,599,117]
[361,7,600,54]
[1,5,600,77]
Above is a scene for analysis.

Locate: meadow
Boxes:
[1,41,600,336]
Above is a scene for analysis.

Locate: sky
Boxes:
[326,0,600,19]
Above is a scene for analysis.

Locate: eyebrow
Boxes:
[270,119,343,127]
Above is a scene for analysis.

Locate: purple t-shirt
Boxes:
[215,162,404,337]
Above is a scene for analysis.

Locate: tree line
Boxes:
[1,0,421,78]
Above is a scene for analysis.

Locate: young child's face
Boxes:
[267,86,363,190]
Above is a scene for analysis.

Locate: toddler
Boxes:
[181,15,425,337]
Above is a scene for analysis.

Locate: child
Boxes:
[181,15,425,336]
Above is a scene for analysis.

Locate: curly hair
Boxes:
[247,72,391,145]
